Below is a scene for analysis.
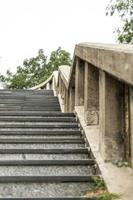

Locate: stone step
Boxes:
[0,148,89,154]
[0,182,94,197]
[0,90,54,94]
[0,153,89,160]
[0,95,56,98]
[0,166,95,176]
[0,148,90,160]
[0,138,84,144]
[0,116,76,122]
[0,143,85,149]
[0,135,81,139]
[0,101,60,105]
[0,198,97,200]
[0,103,59,106]
[0,160,95,166]
[0,175,98,183]
[0,89,54,94]
[0,129,81,135]
[0,122,78,128]
[0,111,75,117]
[0,107,61,111]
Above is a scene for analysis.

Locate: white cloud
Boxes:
[0,0,120,74]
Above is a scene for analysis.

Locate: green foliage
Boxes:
[1,47,71,89]
[106,0,133,43]
[98,192,120,200]
[91,177,107,192]
[85,177,120,199]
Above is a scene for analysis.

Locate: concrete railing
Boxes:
[35,43,133,168]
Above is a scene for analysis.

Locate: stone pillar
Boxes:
[99,71,124,161]
[84,62,99,125]
[75,57,84,106]
[58,76,61,94]
[99,70,106,158]
[130,86,133,167]
[46,83,50,90]
[64,89,69,112]
[69,87,75,112]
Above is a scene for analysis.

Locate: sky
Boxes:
[0,0,120,74]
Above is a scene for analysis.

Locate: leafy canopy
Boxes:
[0,47,71,89]
[106,0,133,43]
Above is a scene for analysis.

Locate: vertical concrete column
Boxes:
[64,88,69,112]
[69,87,75,112]
[84,62,89,112]
[130,86,133,167]
[75,57,84,106]
[84,62,99,125]
[99,71,124,161]
[99,70,106,157]
[46,83,50,90]
[58,77,61,94]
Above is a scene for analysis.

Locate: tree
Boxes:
[106,0,133,43]
[2,47,71,89]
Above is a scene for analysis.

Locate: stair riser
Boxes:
[0,125,78,128]
[0,118,76,122]
[0,112,75,117]
[0,135,81,139]
[0,160,94,166]
[0,130,81,135]
[0,198,96,200]
[0,176,96,182]
[0,148,89,154]
[0,139,84,144]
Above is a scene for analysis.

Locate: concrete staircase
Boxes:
[0,89,100,199]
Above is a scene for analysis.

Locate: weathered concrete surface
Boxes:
[130,87,133,167]
[99,72,125,161]
[75,58,84,106]
[58,65,70,89]
[75,106,133,200]
[84,62,99,125]
[74,43,133,86]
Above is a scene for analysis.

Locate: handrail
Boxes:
[68,42,133,86]
[29,74,53,90]
[31,42,133,91]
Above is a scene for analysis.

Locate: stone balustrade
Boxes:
[33,43,133,168]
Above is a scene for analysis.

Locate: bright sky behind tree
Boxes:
[0,0,120,74]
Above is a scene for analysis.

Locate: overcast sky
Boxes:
[0,0,120,74]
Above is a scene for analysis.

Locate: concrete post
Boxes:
[64,89,69,112]
[99,70,106,157]
[84,62,99,125]
[99,71,124,161]
[75,57,84,106]
[84,62,89,112]
[130,86,133,167]
[46,83,50,90]
[69,87,75,112]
